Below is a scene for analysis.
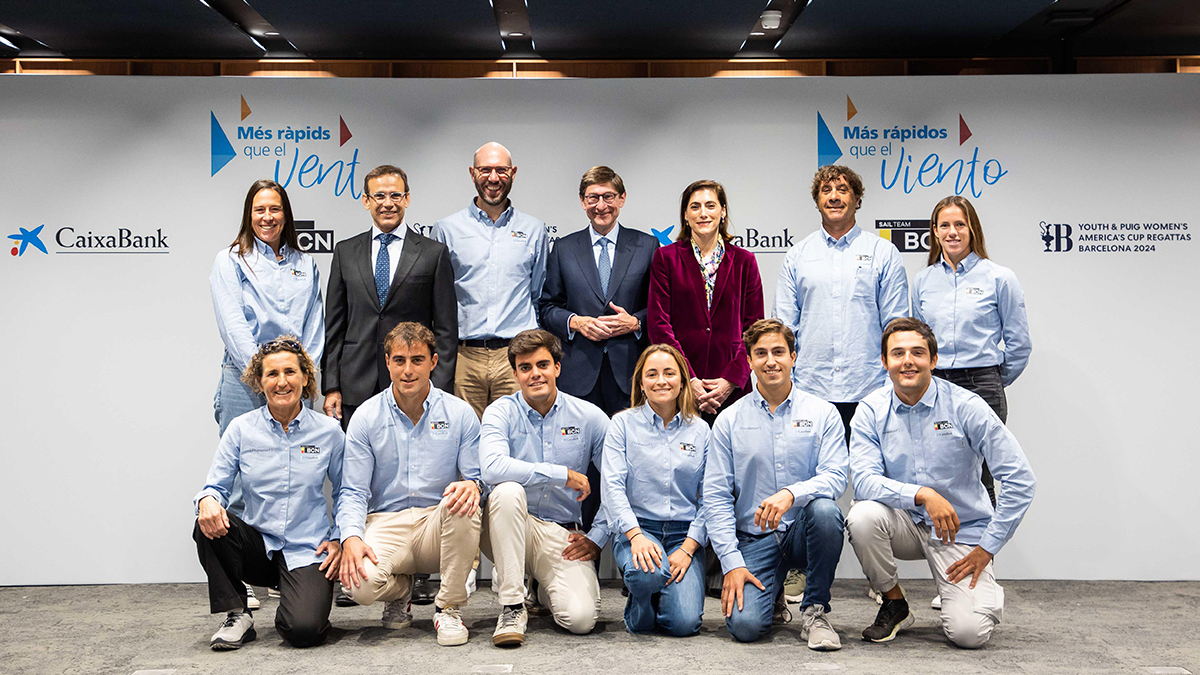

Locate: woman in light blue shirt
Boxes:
[911,195,1032,504]
[602,344,710,636]
[194,337,344,650]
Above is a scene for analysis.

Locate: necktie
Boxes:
[598,237,611,296]
[375,232,397,307]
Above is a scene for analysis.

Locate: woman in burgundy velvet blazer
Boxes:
[647,180,764,421]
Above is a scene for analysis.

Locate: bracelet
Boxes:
[680,549,694,559]
[631,532,645,542]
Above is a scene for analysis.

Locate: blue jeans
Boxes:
[613,519,706,636]
[725,498,844,643]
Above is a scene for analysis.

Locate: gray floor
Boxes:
[1,580,1196,675]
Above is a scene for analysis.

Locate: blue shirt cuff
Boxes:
[718,551,746,575]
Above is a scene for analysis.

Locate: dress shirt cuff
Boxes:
[978,532,1005,556]
[901,483,921,508]
[619,513,640,537]
[567,314,577,340]
[784,484,812,508]
[718,551,747,576]
[194,489,225,515]
[340,526,365,542]
[585,527,609,549]
[549,463,569,486]
[686,523,708,548]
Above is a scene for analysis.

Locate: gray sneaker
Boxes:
[783,569,806,603]
[493,606,527,647]
[210,612,255,650]
[800,605,842,651]
[381,599,412,629]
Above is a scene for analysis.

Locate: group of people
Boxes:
[194,142,1037,654]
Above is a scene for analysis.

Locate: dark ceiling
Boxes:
[1,0,1197,63]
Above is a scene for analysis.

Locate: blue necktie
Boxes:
[598,237,611,297]
[375,232,397,307]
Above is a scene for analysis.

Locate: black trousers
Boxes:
[933,366,1007,505]
[579,352,629,531]
[193,514,333,648]
[832,401,858,447]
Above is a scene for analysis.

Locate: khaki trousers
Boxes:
[846,500,1004,649]
[454,345,519,419]
[345,501,481,609]
[481,482,601,634]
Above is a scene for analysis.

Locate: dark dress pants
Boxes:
[933,366,1007,505]
[578,352,629,531]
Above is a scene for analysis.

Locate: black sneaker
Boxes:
[334,586,357,607]
[412,574,438,606]
[862,597,914,642]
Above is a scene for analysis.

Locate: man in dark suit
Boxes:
[322,164,458,430]
[540,166,658,532]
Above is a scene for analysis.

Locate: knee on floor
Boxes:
[942,613,994,649]
[726,613,769,643]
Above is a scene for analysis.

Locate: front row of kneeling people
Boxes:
[193,317,1035,652]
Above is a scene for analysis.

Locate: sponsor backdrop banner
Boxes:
[1,75,1196,584]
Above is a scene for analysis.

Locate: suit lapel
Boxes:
[605,225,636,304]
[384,230,420,308]
[572,232,606,302]
[352,232,382,311]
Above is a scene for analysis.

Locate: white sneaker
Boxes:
[244,583,260,610]
[381,599,412,629]
[931,594,942,610]
[800,605,842,651]
[210,612,256,650]
[466,568,477,597]
[493,605,527,647]
[435,606,469,646]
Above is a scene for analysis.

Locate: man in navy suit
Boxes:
[540,166,659,530]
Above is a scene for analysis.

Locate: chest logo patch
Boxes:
[933,421,955,431]
[965,287,985,296]
[510,230,528,240]
[560,426,581,437]
[291,268,307,278]
[300,445,321,455]
[430,420,450,431]
[792,419,813,429]
[680,442,696,454]
[855,254,873,263]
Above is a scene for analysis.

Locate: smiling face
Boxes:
[748,331,796,391]
[883,330,938,404]
[363,173,409,234]
[470,144,516,208]
[260,351,308,415]
[386,340,436,402]
[581,182,625,235]
[251,188,285,249]
[640,350,683,412]
[935,204,972,263]
[684,188,725,241]
[514,347,560,409]
[816,176,859,230]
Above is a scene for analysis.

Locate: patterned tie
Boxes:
[598,237,611,296]
[375,232,397,307]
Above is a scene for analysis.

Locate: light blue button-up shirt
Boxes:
[480,390,610,546]
[850,377,1037,554]
[704,385,849,573]
[195,406,344,570]
[209,238,325,372]
[337,385,482,541]
[432,201,548,340]
[602,404,711,546]
[774,225,909,402]
[911,252,1032,386]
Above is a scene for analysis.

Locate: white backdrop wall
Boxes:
[1,75,1196,585]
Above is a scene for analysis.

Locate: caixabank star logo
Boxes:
[8,225,48,257]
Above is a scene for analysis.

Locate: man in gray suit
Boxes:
[322,164,458,429]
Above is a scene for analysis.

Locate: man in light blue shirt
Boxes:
[432,142,550,418]
[846,317,1036,649]
[335,322,483,647]
[773,165,909,440]
[479,329,610,646]
[703,319,848,650]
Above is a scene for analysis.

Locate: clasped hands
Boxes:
[570,302,639,341]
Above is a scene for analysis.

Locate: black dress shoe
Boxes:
[334,586,357,607]
[411,574,438,606]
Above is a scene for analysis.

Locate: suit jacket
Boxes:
[540,224,659,398]
[647,239,764,406]
[322,227,457,407]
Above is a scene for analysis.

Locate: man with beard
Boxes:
[433,142,550,419]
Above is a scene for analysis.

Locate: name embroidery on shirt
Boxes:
[300,445,321,455]
[560,426,581,437]
[965,287,985,296]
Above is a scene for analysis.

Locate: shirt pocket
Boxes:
[553,431,589,472]
[499,235,534,279]
[292,444,331,486]
[419,431,462,486]
[853,264,878,302]
[239,447,283,501]
[784,424,817,479]
[928,434,971,483]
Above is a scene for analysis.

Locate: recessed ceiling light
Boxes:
[750,31,765,36]
[508,32,525,37]
[761,10,783,30]
[264,31,280,36]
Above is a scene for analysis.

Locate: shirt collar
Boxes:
[372,222,407,243]
[890,378,939,413]
[691,237,724,261]
[385,382,436,421]
[590,223,620,249]
[470,199,514,227]
[821,224,861,247]
[252,236,289,259]
[939,250,980,273]
[259,404,309,430]
[517,389,561,422]
[749,384,793,417]
[638,402,682,430]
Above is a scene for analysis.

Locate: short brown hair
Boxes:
[629,344,699,421]
[579,165,625,198]
[881,317,938,360]
[677,179,732,243]
[507,329,563,369]
[363,164,409,195]
[810,165,864,210]
[242,335,319,401]
[742,318,796,354]
[384,321,436,357]
[926,195,989,266]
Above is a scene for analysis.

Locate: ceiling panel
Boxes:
[249,0,503,60]
[1073,0,1200,55]
[527,0,766,59]
[778,0,1056,59]
[0,0,263,58]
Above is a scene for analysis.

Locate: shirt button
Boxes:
[776,463,782,469]
[835,367,841,372]
[705,328,711,333]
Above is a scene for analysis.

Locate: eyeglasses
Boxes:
[369,191,409,204]
[473,166,512,178]
[582,192,620,206]
[260,337,303,355]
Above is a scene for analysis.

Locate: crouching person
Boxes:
[337,322,483,646]
[193,336,345,650]
[480,329,611,646]
[847,318,1036,649]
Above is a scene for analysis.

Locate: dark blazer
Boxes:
[540,224,659,398]
[647,239,764,406]
[322,227,457,407]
